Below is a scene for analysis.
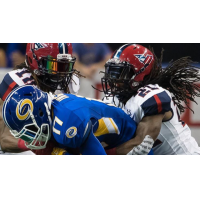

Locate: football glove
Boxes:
[127,135,154,155]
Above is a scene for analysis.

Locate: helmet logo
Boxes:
[16,99,34,121]
[34,43,44,50]
[66,127,77,138]
[134,54,153,65]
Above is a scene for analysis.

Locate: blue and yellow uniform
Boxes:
[51,94,137,155]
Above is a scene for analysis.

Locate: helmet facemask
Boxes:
[2,85,53,150]
[101,59,136,101]
[36,54,76,92]
[10,97,52,150]
[10,103,52,150]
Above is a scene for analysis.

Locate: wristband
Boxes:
[18,139,29,151]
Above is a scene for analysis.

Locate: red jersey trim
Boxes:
[153,94,162,113]
[2,81,17,101]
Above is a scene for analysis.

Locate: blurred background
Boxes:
[0,43,199,143]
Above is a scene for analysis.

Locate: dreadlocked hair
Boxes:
[14,62,84,94]
[142,47,200,113]
[14,62,27,70]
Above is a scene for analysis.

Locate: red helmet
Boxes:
[111,44,154,82]
[101,44,155,100]
[26,43,76,91]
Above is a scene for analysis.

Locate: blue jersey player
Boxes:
[2,85,138,155]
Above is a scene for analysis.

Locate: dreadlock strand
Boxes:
[141,47,200,113]
[156,57,200,113]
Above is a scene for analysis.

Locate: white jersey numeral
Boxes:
[54,94,68,102]
[53,116,63,135]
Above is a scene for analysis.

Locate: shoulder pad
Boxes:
[125,85,172,122]
[0,69,36,101]
[0,73,19,101]
[8,69,35,86]
[141,91,171,116]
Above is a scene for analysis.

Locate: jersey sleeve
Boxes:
[126,86,172,123]
[0,73,19,101]
[80,126,107,155]
[0,69,36,101]
[140,91,171,116]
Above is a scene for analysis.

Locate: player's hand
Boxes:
[51,147,67,155]
[127,135,154,155]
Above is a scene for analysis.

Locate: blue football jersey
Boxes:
[51,94,137,152]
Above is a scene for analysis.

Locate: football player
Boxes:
[0,43,80,154]
[2,85,140,155]
[102,44,200,155]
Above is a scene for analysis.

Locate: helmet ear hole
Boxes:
[24,93,33,97]
[39,108,44,117]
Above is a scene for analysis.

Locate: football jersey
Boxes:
[51,94,137,151]
[123,84,200,155]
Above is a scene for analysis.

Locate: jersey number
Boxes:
[138,86,158,98]
[53,116,63,135]
[16,71,35,85]
[176,107,186,127]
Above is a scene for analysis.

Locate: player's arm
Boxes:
[0,72,29,152]
[80,121,107,155]
[0,105,59,154]
[117,90,172,155]
[0,99,28,153]
[52,110,107,155]
[0,127,25,153]
[116,114,164,155]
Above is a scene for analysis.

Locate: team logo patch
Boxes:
[34,43,45,50]
[66,127,77,138]
[134,54,153,65]
[16,99,34,121]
